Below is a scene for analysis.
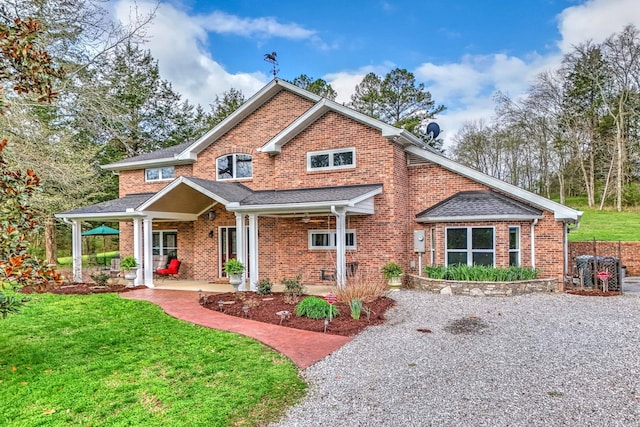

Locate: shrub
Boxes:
[424,264,539,282]
[257,278,273,295]
[90,272,110,286]
[282,275,305,298]
[295,297,339,320]
[332,267,388,303]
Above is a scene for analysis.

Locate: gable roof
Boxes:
[405,145,582,222]
[416,190,543,223]
[101,78,436,171]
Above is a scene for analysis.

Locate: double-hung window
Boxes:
[145,166,175,182]
[307,148,355,171]
[509,226,520,266]
[445,227,494,266]
[308,230,356,249]
[217,154,253,180]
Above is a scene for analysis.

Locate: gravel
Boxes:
[271,290,640,427]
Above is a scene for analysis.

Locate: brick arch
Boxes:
[212,146,255,159]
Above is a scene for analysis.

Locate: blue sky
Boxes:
[112,0,640,147]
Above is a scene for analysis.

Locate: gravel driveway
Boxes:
[271,289,640,426]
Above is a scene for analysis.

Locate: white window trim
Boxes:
[509,226,521,266]
[445,226,495,267]
[308,229,356,250]
[145,166,175,182]
[216,153,253,181]
[152,230,178,257]
[307,147,356,172]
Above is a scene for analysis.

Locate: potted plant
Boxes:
[120,255,139,287]
[224,258,245,292]
[381,261,403,291]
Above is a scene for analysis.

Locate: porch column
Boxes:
[248,213,259,291]
[143,217,154,287]
[133,218,143,286]
[332,206,347,287]
[71,220,83,283]
[235,213,247,291]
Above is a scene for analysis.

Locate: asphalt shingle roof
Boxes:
[416,190,542,221]
[58,193,155,216]
[185,177,254,203]
[240,184,382,206]
[106,141,193,167]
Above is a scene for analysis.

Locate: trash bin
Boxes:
[575,255,622,291]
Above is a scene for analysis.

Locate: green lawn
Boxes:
[563,198,640,241]
[0,292,305,426]
[57,251,120,267]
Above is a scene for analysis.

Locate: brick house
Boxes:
[57,79,582,289]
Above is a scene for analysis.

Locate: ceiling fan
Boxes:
[300,214,325,224]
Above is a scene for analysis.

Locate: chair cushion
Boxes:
[157,259,180,275]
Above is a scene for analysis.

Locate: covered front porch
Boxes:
[56,177,383,289]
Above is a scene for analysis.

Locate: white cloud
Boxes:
[195,11,316,40]
[558,0,640,52]
[111,0,325,109]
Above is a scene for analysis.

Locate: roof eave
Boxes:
[101,157,194,172]
[415,214,544,223]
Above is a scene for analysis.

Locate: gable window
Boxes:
[445,227,494,266]
[509,226,520,266]
[152,230,178,259]
[308,230,356,249]
[217,154,253,180]
[145,166,174,182]
[307,148,355,171]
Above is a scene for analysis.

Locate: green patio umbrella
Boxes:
[82,225,119,265]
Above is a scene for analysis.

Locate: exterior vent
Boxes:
[407,153,432,166]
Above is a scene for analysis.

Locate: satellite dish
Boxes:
[426,122,440,139]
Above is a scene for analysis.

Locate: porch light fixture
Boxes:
[207,210,216,221]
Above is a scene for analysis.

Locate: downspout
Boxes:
[530,218,538,269]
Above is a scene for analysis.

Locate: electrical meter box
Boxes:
[414,230,426,253]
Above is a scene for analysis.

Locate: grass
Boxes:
[563,197,640,242]
[0,292,305,426]
[57,251,120,267]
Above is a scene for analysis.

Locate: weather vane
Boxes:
[264,51,279,77]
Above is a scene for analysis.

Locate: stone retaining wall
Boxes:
[407,275,559,297]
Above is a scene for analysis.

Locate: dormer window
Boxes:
[145,166,174,182]
[217,154,253,180]
[307,148,355,171]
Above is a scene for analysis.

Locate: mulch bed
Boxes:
[18,283,394,337]
[200,292,395,337]
[565,289,621,297]
[20,283,146,295]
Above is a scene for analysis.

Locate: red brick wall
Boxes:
[569,241,639,275]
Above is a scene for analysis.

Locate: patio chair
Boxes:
[152,255,168,277]
[156,259,181,280]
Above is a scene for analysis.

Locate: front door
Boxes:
[219,226,249,277]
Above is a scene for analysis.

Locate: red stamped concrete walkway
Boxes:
[120,288,351,369]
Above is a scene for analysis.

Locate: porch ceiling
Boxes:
[144,182,213,214]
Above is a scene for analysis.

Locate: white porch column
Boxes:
[235,213,247,290]
[143,217,154,288]
[332,206,347,287]
[248,213,259,291]
[71,220,83,283]
[133,218,144,286]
